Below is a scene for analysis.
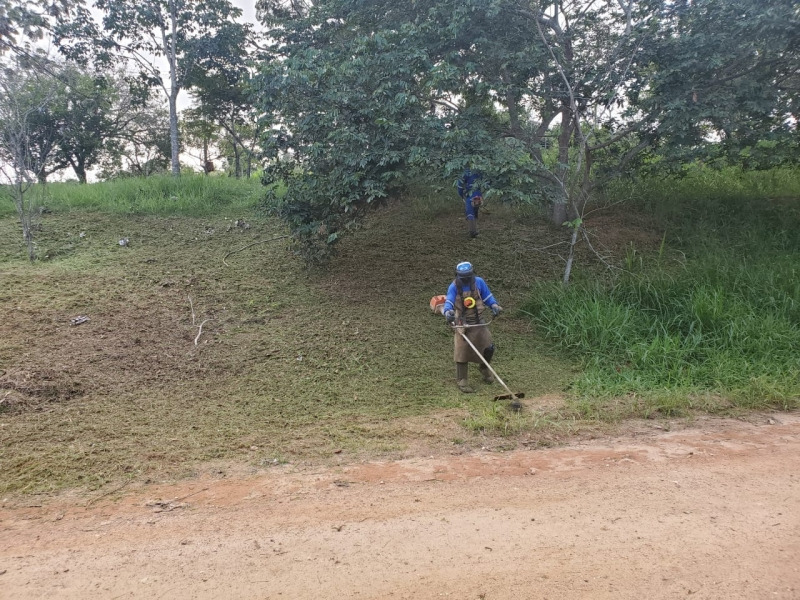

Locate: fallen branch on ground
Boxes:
[187,295,212,346]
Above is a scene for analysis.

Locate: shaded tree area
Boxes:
[0,57,63,259]
[186,25,263,179]
[253,0,799,262]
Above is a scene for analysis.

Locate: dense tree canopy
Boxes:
[254,0,799,259]
[2,0,797,242]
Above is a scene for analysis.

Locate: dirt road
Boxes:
[2,413,799,599]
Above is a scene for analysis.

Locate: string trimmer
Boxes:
[453,322,525,403]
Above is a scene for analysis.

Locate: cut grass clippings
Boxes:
[0,191,584,496]
[3,169,797,498]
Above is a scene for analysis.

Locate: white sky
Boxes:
[13,1,263,180]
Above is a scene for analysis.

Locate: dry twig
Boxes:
[85,478,134,507]
[187,295,212,346]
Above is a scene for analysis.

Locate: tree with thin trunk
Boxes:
[56,0,249,176]
[0,66,59,261]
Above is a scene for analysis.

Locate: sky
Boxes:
[12,0,265,181]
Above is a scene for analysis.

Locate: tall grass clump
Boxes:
[602,165,800,214]
[2,174,263,217]
[526,166,800,417]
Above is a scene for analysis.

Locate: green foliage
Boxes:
[254,0,800,259]
[0,0,77,54]
[254,0,561,259]
[525,169,800,411]
[639,0,800,171]
[55,0,251,175]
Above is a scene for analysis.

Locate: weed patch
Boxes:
[527,170,800,418]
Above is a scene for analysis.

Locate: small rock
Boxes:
[118,238,129,247]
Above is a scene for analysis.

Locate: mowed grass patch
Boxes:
[1,196,585,496]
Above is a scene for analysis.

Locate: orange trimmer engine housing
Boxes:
[429,295,447,316]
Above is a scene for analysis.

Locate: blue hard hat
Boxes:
[455,261,474,279]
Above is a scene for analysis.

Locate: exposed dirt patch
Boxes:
[1,412,798,599]
[583,208,664,253]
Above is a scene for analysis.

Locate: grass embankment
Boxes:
[1,170,797,496]
[0,173,262,218]
[526,166,800,418]
[1,175,576,495]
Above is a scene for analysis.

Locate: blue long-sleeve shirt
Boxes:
[457,169,483,202]
[444,276,497,313]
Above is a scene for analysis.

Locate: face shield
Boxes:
[455,261,475,286]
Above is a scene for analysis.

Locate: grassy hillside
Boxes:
[0,179,591,495]
[526,167,800,417]
[1,170,797,496]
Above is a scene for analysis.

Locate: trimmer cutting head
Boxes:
[493,392,525,402]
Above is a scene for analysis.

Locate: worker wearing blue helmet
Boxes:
[457,168,484,238]
[443,261,503,393]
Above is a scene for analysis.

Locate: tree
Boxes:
[56,0,250,176]
[255,0,799,270]
[182,105,222,174]
[638,0,800,171]
[0,0,76,56]
[96,94,172,178]
[0,63,60,260]
[186,20,260,178]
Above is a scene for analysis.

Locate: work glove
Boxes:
[491,304,502,316]
[445,310,455,324]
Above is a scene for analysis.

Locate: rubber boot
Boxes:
[456,362,474,393]
[479,364,494,384]
[468,218,479,238]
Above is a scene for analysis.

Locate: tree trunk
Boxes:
[13,183,36,262]
[72,158,87,184]
[562,223,580,287]
[202,138,210,175]
[166,0,181,177]
[169,91,180,176]
[550,105,574,226]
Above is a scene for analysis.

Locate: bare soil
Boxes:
[2,412,798,599]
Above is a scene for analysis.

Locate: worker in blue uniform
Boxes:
[457,168,484,238]
[443,261,502,392]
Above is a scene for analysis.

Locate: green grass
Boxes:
[525,166,800,419]
[0,174,263,218]
[2,168,798,496]
[0,180,576,496]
